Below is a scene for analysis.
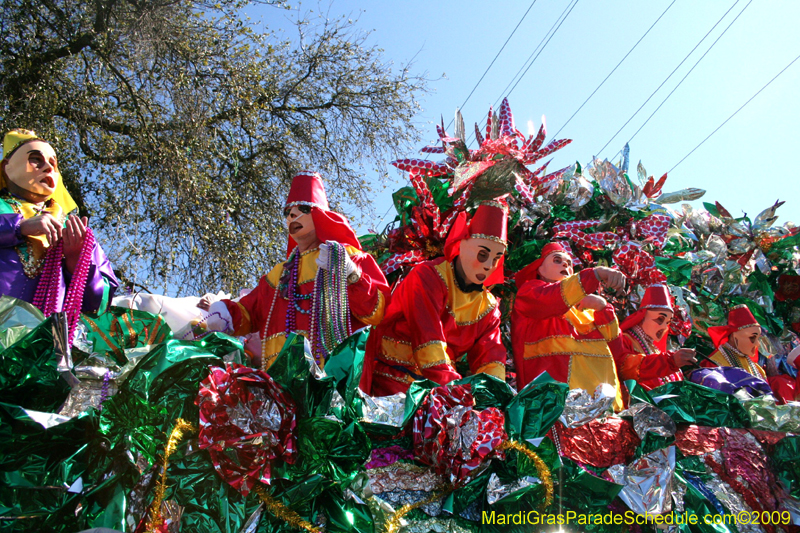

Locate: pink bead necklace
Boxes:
[32,228,95,346]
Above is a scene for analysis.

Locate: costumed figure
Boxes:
[511,242,626,410]
[203,171,390,370]
[703,305,768,380]
[764,345,800,403]
[0,129,118,314]
[363,201,509,396]
[613,284,696,390]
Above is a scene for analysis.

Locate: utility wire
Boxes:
[595,0,741,159]
[668,51,800,173]
[601,0,753,161]
[443,0,540,133]
[552,0,677,139]
[460,0,580,148]
[506,0,581,98]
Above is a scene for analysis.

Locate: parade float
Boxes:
[1,100,799,533]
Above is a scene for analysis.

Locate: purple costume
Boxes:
[0,202,118,315]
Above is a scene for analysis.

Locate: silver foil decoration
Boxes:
[379,490,443,517]
[559,384,616,428]
[239,503,264,533]
[607,446,675,516]
[655,188,706,204]
[742,396,800,433]
[619,402,676,439]
[782,497,800,526]
[358,390,406,427]
[486,473,540,505]
[702,455,762,533]
[399,517,473,533]
[564,173,594,210]
[367,464,442,494]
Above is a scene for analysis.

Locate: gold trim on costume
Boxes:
[355,290,385,325]
[468,233,507,245]
[523,335,613,359]
[434,261,497,326]
[560,273,587,309]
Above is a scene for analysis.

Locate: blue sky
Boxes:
[256,0,800,232]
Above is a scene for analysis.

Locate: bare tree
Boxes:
[0,0,426,294]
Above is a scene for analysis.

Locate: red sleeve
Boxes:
[347,251,391,325]
[467,306,507,378]
[223,275,273,336]
[399,264,461,385]
[514,269,600,320]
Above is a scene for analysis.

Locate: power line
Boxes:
[506,0,581,98]
[443,0,540,133]
[603,0,753,160]
[459,0,580,147]
[595,0,742,159]
[668,51,800,173]
[552,0,677,139]
[491,0,580,111]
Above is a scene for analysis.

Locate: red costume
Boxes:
[511,243,624,411]
[613,285,683,390]
[220,172,390,370]
[364,202,508,396]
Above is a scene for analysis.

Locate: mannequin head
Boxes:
[457,237,506,285]
[729,325,761,357]
[2,139,59,202]
[538,251,573,283]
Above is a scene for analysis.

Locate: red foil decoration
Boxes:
[412,384,506,484]
[550,418,640,468]
[196,363,297,495]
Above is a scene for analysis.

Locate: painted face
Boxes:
[2,140,59,199]
[640,309,674,342]
[538,251,573,282]
[730,325,761,357]
[284,205,315,241]
[458,237,506,285]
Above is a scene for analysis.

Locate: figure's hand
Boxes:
[577,294,607,311]
[19,213,63,247]
[316,241,360,281]
[197,301,233,334]
[316,242,331,271]
[62,215,89,273]
[197,293,221,311]
[594,266,626,292]
[673,348,697,367]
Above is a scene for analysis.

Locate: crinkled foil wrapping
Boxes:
[743,396,800,433]
[608,446,675,515]
[702,456,761,533]
[239,503,265,533]
[458,500,481,522]
[57,379,118,418]
[398,517,473,533]
[782,496,800,526]
[620,402,676,439]
[379,489,443,517]
[368,463,443,494]
[359,390,407,427]
[486,473,540,505]
[559,384,616,428]
[565,174,594,210]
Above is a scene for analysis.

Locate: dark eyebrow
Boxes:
[478,246,491,252]
[27,150,43,155]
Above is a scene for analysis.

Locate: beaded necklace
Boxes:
[281,249,313,335]
[1,191,55,278]
[719,342,758,376]
[32,227,95,346]
[630,325,658,355]
[309,241,352,365]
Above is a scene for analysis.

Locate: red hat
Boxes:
[284,172,360,256]
[620,284,674,351]
[444,200,509,286]
[285,171,329,211]
[707,304,760,359]
[514,242,569,288]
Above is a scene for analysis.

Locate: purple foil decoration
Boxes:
[366,446,416,470]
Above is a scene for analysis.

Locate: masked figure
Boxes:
[703,305,767,379]
[511,242,626,410]
[204,172,390,370]
[0,129,118,313]
[363,201,508,396]
[613,284,696,390]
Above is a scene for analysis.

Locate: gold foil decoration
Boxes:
[254,485,321,533]
[145,418,195,532]
[497,440,554,510]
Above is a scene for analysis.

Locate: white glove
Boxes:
[199,300,234,333]
[316,241,359,281]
